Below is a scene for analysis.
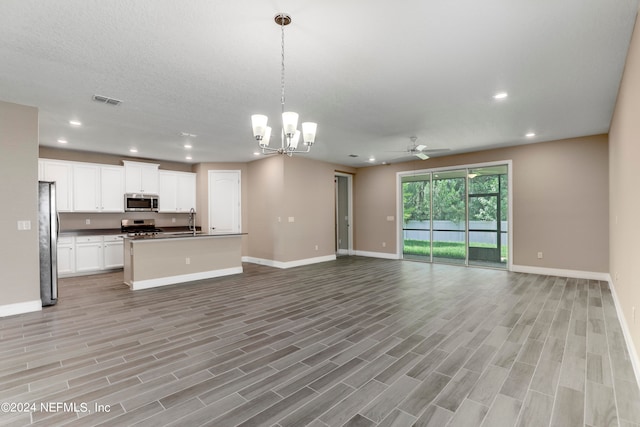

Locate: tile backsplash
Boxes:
[60,212,192,231]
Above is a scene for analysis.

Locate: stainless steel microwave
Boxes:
[124,194,159,212]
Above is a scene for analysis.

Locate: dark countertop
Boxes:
[126,232,246,241]
[59,226,201,237]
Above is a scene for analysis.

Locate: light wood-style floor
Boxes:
[1,257,639,426]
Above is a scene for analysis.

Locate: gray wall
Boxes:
[609,10,640,374]
[355,134,609,273]
[0,100,40,311]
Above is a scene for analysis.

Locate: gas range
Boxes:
[121,219,163,237]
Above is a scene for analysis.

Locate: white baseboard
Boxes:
[353,250,401,260]
[127,267,243,291]
[510,264,610,281]
[243,255,337,269]
[607,274,640,389]
[0,300,42,317]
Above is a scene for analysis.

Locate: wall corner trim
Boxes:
[607,274,640,390]
[243,255,336,269]
[0,300,42,317]
[510,265,610,281]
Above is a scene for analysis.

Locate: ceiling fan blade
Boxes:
[415,144,427,151]
[422,148,450,153]
[415,153,429,160]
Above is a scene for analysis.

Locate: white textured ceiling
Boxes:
[0,1,638,167]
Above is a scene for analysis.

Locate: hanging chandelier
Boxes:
[251,13,317,156]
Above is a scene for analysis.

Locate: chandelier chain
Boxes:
[280,18,286,115]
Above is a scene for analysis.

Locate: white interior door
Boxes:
[208,170,241,233]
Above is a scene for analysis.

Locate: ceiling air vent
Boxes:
[92,94,122,106]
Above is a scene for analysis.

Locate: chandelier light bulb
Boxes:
[251,114,268,139]
[282,112,299,137]
[262,126,272,147]
[289,130,301,150]
[302,122,317,145]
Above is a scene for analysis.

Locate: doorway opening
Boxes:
[335,173,353,256]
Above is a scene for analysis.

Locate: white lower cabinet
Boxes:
[103,235,125,269]
[58,234,125,276]
[75,236,103,273]
[57,236,75,275]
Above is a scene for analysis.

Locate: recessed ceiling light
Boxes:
[525,132,536,138]
[253,152,261,156]
[368,157,375,162]
[69,120,82,126]
[493,92,508,100]
[57,139,68,144]
[129,148,138,153]
[181,132,198,138]
[185,156,192,160]
[184,143,192,149]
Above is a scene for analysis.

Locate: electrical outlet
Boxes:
[386,216,394,221]
[185,257,190,265]
[537,252,543,259]
[288,216,295,223]
[382,242,386,247]
[315,245,319,251]
[85,219,91,225]
[172,218,176,223]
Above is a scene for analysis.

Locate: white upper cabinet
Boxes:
[72,163,124,212]
[123,161,159,194]
[73,164,100,211]
[158,170,196,212]
[100,166,125,211]
[177,173,196,212]
[39,159,73,212]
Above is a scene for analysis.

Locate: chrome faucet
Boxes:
[188,208,196,235]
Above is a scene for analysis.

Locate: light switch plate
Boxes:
[17,220,31,231]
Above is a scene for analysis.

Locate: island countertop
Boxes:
[126,232,246,242]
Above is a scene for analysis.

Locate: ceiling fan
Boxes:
[388,136,450,161]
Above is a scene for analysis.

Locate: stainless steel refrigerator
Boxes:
[39,181,58,306]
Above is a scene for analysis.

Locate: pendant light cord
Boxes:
[280,18,286,115]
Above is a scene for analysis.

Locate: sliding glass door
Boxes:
[432,170,467,265]
[402,175,431,261]
[468,166,508,268]
[401,163,509,269]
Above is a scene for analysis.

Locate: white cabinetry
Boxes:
[57,236,75,275]
[159,171,196,212]
[123,161,159,194]
[103,235,125,269]
[75,236,103,273]
[58,235,125,276]
[72,164,100,211]
[73,163,124,212]
[39,159,73,212]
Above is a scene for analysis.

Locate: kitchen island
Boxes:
[123,232,245,290]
